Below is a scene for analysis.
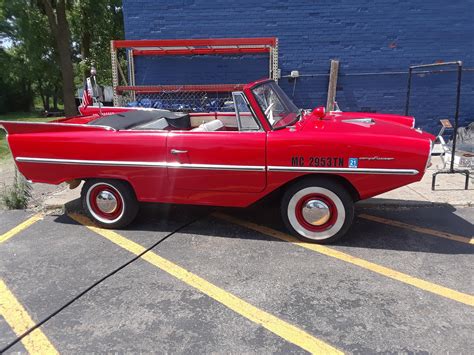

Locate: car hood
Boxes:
[299,111,435,141]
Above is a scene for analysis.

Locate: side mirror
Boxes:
[89,77,100,99]
[87,67,103,101]
[312,106,326,119]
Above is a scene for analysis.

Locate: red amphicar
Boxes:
[0,79,434,243]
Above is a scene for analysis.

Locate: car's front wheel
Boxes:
[81,179,139,228]
[281,178,354,244]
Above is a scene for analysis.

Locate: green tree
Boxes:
[1,0,62,112]
[0,1,33,113]
[70,0,123,84]
[38,0,77,116]
[1,0,123,115]
[0,48,35,113]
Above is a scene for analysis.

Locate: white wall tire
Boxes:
[281,178,354,243]
[81,179,139,229]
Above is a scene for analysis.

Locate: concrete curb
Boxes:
[42,202,68,211]
[357,200,472,208]
[41,185,81,212]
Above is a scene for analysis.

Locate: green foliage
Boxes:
[0,0,124,112]
[1,0,62,112]
[70,0,124,85]
[0,48,35,113]
[1,168,31,209]
[0,112,51,121]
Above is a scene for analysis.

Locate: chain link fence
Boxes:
[116,89,236,112]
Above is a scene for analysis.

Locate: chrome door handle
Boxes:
[170,149,188,155]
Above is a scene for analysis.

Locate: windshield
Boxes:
[251,81,299,129]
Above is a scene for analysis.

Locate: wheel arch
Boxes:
[268,173,361,203]
[77,177,137,196]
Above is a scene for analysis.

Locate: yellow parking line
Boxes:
[214,213,474,307]
[0,279,58,354]
[359,214,473,245]
[0,214,43,244]
[69,213,342,354]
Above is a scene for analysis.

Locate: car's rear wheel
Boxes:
[81,179,138,228]
[281,178,354,244]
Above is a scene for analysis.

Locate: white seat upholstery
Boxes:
[191,119,224,132]
[216,113,259,130]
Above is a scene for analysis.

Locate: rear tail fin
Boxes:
[0,121,112,135]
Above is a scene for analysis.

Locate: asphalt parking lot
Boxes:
[0,202,473,354]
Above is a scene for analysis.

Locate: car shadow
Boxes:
[57,197,473,255]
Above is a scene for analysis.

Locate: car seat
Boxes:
[191,119,224,132]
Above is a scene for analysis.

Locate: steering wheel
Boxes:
[264,102,275,116]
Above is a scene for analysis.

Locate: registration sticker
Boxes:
[348,158,358,168]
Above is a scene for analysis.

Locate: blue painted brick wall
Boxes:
[122,0,474,133]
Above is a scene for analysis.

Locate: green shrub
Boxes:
[1,169,32,209]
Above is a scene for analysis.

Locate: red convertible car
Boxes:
[1,80,434,243]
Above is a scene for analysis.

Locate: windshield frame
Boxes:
[249,81,300,130]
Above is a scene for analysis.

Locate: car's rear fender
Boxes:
[1,124,168,192]
[269,174,360,202]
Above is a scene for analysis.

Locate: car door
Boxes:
[166,130,266,193]
[166,93,266,193]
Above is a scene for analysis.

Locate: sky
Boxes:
[0,37,12,49]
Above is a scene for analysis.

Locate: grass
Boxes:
[0,112,51,209]
[1,167,32,209]
[0,112,57,160]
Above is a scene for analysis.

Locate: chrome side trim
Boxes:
[15,157,418,175]
[0,121,115,131]
[342,118,375,124]
[16,157,167,167]
[267,166,419,175]
[358,156,395,161]
[167,162,265,171]
[15,157,265,171]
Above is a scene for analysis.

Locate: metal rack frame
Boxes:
[405,61,470,190]
[110,37,279,107]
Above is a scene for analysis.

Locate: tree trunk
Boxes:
[40,0,77,117]
[21,80,33,112]
[40,93,47,111]
[80,2,95,79]
[45,95,50,111]
[53,87,59,111]
[38,82,47,111]
[27,83,34,111]
[81,31,91,79]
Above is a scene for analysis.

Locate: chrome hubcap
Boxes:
[302,199,330,226]
[96,191,118,214]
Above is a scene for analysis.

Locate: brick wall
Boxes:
[122,0,473,133]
